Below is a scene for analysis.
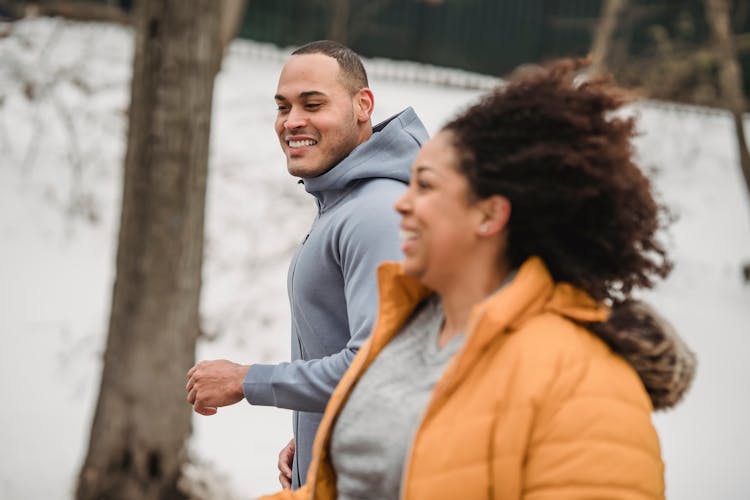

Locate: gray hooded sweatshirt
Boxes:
[243,107,429,487]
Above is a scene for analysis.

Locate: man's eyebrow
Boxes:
[274,90,328,101]
[300,90,327,99]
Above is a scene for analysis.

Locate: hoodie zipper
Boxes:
[289,202,321,360]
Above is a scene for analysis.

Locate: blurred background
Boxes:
[7,0,750,106]
[1,1,749,499]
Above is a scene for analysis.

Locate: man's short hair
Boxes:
[292,40,369,95]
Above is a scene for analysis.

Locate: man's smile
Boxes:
[288,139,318,148]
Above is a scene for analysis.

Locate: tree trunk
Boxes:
[328,0,350,44]
[705,0,750,199]
[221,0,248,53]
[76,1,221,499]
[589,0,628,74]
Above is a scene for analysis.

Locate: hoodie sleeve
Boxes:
[242,180,405,412]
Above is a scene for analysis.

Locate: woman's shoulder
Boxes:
[505,312,606,363]
[499,312,652,411]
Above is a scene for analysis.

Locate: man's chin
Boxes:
[286,164,312,178]
[286,161,335,179]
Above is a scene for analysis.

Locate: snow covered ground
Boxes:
[1,17,749,500]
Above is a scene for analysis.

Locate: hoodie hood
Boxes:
[589,299,697,411]
[302,107,428,209]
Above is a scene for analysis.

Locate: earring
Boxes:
[480,224,489,233]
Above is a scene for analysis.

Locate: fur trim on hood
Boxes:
[590,299,697,411]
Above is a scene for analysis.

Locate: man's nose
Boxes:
[284,109,307,130]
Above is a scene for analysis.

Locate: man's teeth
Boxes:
[288,139,317,148]
[400,230,417,241]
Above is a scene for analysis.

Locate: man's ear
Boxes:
[477,195,511,236]
[355,88,375,123]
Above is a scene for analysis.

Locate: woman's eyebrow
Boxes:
[414,165,439,176]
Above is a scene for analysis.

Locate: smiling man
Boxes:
[186,40,429,489]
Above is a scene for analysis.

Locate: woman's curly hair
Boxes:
[443,58,672,303]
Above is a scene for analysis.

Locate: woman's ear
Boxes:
[477,195,511,236]
[355,88,375,123]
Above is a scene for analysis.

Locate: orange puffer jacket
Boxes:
[261,256,691,500]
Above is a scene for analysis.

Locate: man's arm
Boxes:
[186,182,404,414]
[244,185,404,413]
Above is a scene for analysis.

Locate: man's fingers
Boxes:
[277,438,295,479]
[187,365,197,379]
[187,387,197,405]
[194,405,217,416]
[278,455,291,476]
[275,438,294,488]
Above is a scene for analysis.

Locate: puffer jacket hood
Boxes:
[590,299,697,411]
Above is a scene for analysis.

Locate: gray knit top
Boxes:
[329,294,463,499]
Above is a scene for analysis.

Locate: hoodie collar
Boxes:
[301,107,423,210]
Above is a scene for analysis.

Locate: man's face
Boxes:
[274,53,368,178]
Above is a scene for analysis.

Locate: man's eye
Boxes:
[416,180,431,190]
[305,103,322,110]
[276,105,289,112]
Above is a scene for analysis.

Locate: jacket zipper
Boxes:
[397,306,486,500]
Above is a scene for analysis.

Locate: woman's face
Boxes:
[394,131,486,288]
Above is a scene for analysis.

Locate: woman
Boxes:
[263,59,695,500]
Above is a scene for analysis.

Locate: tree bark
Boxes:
[76,1,221,499]
[705,0,750,199]
[328,0,350,44]
[589,0,628,74]
[220,0,248,53]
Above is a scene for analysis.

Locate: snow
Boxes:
[1,17,749,500]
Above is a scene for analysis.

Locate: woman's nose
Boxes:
[394,189,412,215]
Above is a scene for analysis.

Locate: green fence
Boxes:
[69,0,750,96]
[239,0,602,78]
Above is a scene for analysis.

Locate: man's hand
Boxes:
[278,438,296,489]
[186,359,249,415]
